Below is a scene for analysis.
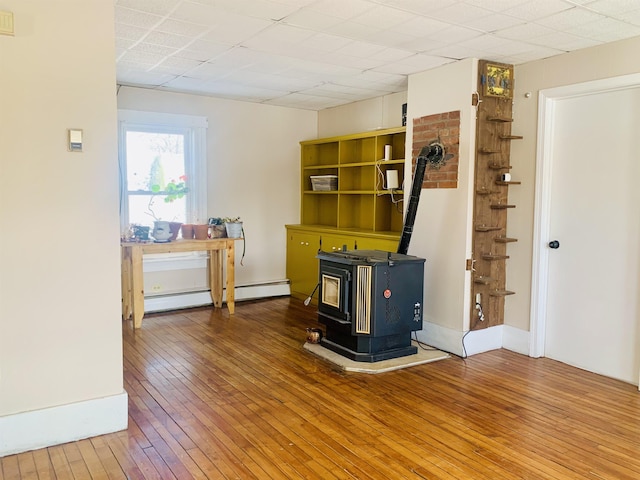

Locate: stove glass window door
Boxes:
[322,274,340,308]
[318,264,352,322]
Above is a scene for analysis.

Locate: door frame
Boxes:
[529,72,640,359]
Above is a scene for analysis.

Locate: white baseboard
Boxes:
[415,322,466,357]
[0,391,128,457]
[463,325,504,356]
[416,322,529,358]
[502,325,531,355]
[145,281,291,313]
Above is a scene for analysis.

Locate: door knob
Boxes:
[548,240,560,249]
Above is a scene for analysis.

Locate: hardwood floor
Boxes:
[2,296,639,479]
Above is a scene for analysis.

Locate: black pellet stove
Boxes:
[314,142,444,363]
[316,249,425,362]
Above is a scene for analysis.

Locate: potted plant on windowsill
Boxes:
[208,217,227,238]
[223,217,243,239]
[147,176,188,242]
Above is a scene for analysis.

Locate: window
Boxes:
[118,110,207,232]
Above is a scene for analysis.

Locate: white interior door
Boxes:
[532,78,640,385]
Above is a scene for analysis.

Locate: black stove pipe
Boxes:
[397,143,444,255]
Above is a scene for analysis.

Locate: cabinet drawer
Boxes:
[320,234,356,253]
[354,237,399,252]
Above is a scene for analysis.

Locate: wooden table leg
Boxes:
[209,248,223,308]
[130,247,145,329]
[121,246,132,320]
[226,240,235,315]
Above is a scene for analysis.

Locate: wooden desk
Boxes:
[121,238,238,328]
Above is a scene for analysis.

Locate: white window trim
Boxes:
[118,109,208,230]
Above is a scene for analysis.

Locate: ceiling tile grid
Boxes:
[115,0,640,110]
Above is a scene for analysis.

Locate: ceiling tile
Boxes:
[586,0,640,16]
[210,0,302,20]
[264,93,346,110]
[115,23,149,42]
[463,0,530,12]
[375,0,461,16]
[530,31,601,50]
[115,6,163,29]
[174,42,232,62]
[119,49,167,66]
[463,12,525,33]
[503,0,574,21]
[620,9,640,26]
[566,17,640,42]
[428,2,494,25]
[144,31,194,49]
[305,0,376,20]
[388,15,451,38]
[156,18,209,37]
[116,0,181,16]
[299,32,354,53]
[326,19,380,41]
[241,23,316,50]
[494,22,556,41]
[129,42,178,57]
[425,43,490,61]
[535,8,605,29]
[117,69,178,86]
[350,5,416,29]
[282,9,344,30]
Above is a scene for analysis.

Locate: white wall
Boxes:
[318,91,407,138]
[117,87,317,293]
[404,59,477,334]
[0,0,126,455]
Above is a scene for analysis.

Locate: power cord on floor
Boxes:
[411,331,440,351]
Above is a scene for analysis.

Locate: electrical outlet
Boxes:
[151,285,162,292]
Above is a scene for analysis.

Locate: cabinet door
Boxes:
[287,231,321,298]
[320,234,356,253]
[354,237,399,252]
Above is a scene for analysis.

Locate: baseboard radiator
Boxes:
[144,280,291,313]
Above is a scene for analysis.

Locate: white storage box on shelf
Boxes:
[310,175,338,191]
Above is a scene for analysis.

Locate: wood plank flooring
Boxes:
[2,297,639,479]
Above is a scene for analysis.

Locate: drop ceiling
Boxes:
[115,0,640,110]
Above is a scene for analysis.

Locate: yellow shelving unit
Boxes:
[287,126,406,301]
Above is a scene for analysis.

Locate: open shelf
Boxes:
[475,225,502,232]
[474,276,494,285]
[490,204,516,209]
[490,290,516,297]
[482,254,510,260]
[494,237,518,243]
[487,116,513,122]
[499,135,523,140]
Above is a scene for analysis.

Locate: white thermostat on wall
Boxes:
[68,129,83,152]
